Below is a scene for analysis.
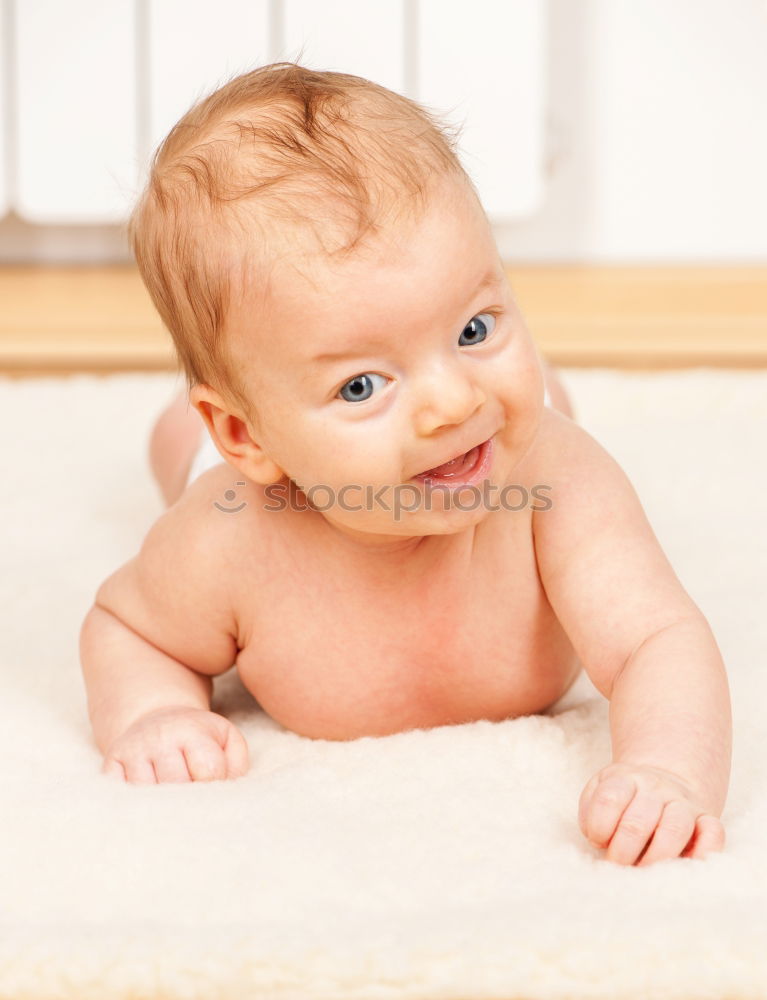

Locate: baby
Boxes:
[80,62,732,867]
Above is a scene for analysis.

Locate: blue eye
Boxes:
[458,313,496,346]
[337,372,388,403]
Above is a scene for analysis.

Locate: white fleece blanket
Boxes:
[1,368,766,1000]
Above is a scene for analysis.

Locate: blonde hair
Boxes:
[127,59,476,419]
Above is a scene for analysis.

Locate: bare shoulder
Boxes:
[93,464,252,676]
[524,406,616,486]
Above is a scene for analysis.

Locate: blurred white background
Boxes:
[0,0,765,264]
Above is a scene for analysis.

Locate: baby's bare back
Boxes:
[224,449,581,740]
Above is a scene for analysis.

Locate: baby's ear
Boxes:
[189,383,234,447]
[189,384,286,486]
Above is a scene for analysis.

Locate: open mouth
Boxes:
[410,436,494,488]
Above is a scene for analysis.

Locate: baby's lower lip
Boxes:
[410,436,494,488]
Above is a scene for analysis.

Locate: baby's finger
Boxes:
[223,725,250,779]
[606,790,665,865]
[177,741,226,782]
[152,747,195,783]
[683,814,726,860]
[120,756,158,785]
[583,773,638,850]
[636,800,697,867]
[102,757,126,782]
[577,774,601,836]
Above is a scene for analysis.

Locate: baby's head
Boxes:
[129,61,545,547]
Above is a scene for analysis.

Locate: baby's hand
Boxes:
[102,706,250,784]
[577,762,725,866]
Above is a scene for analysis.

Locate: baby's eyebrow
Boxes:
[310,270,504,364]
[312,338,395,365]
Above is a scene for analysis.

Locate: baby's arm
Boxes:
[79,487,249,783]
[532,417,732,866]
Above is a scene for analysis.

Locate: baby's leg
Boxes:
[541,359,575,420]
[148,388,204,507]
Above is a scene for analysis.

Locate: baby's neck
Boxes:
[317,515,475,569]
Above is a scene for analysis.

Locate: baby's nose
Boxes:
[414,367,486,435]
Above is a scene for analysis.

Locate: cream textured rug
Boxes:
[1,368,766,1000]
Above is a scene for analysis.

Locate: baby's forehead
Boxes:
[227,176,487,357]
[238,232,405,329]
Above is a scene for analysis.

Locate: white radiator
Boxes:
[0,0,546,226]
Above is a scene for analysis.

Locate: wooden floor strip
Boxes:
[0,264,765,374]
